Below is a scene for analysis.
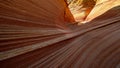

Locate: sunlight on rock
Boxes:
[67,0,120,24]
[0,0,120,68]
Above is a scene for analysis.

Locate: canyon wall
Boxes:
[0,0,120,68]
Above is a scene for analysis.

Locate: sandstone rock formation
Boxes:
[0,0,120,68]
[68,0,120,24]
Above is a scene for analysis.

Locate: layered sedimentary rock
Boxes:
[68,0,120,24]
[0,0,120,68]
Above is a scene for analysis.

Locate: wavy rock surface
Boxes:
[0,0,120,68]
[68,0,120,23]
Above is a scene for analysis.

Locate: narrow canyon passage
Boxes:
[0,0,120,68]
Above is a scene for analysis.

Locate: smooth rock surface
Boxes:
[0,0,120,68]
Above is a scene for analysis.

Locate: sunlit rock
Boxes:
[67,0,120,24]
[0,0,120,68]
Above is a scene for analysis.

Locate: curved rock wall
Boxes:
[0,0,75,61]
[0,0,120,68]
[68,0,120,24]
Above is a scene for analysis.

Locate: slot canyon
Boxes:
[0,0,120,68]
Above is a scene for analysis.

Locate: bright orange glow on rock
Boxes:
[0,0,120,68]
[68,0,120,24]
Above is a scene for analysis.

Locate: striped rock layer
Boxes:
[0,0,120,68]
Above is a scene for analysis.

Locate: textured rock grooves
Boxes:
[0,0,120,68]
